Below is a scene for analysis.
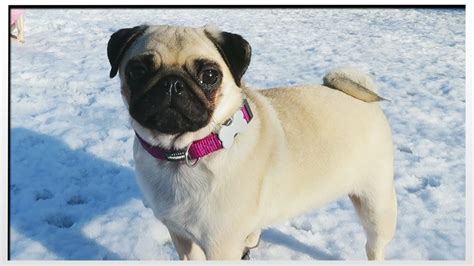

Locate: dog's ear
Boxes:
[107,25,148,78]
[205,29,251,86]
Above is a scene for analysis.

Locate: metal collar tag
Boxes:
[218,105,249,149]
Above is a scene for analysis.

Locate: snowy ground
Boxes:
[9,8,466,260]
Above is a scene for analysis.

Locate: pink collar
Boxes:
[135,99,253,165]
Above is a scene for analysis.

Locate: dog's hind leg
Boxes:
[349,183,397,260]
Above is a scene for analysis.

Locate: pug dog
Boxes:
[107,25,397,261]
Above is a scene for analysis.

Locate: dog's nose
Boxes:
[158,76,186,96]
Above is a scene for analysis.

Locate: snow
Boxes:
[9,8,466,260]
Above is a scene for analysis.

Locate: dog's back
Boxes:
[250,70,396,260]
[254,70,394,225]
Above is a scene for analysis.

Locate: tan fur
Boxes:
[116,25,397,260]
[323,67,385,102]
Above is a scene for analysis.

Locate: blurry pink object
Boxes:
[11,9,25,25]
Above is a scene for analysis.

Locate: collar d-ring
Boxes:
[184,145,199,167]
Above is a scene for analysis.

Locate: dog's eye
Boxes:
[199,69,220,86]
[128,65,147,81]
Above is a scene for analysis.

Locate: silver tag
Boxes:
[218,110,248,149]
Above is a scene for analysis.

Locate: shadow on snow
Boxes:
[10,128,140,259]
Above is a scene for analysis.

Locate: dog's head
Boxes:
[107,25,251,148]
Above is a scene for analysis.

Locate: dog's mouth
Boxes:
[135,106,210,134]
[129,86,211,135]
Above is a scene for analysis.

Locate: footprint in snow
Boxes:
[397,145,413,154]
[34,189,54,201]
[290,221,313,232]
[45,213,75,229]
[67,195,87,205]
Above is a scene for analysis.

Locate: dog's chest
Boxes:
[134,145,221,237]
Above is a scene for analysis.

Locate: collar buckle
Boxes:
[184,145,199,167]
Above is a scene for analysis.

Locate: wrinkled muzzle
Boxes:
[129,74,209,134]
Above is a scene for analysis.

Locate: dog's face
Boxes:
[107,25,251,148]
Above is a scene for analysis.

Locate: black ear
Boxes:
[205,30,251,86]
[107,25,148,78]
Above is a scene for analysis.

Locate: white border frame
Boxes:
[1,1,471,266]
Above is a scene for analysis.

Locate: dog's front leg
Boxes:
[205,237,247,260]
[169,230,206,260]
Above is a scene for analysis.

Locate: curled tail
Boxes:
[323,67,386,102]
